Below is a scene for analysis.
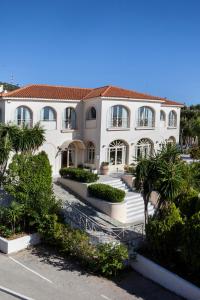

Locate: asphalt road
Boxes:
[0,247,183,300]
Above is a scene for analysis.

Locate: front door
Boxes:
[61,144,76,168]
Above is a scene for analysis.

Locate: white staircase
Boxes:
[100,177,155,224]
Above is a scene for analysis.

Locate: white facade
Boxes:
[0,86,182,175]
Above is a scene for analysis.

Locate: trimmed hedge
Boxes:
[59,167,99,183]
[88,183,125,203]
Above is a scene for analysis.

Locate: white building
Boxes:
[0,84,182,175]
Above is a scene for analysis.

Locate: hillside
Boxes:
[0,81,20,92]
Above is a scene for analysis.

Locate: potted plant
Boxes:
[100,162,109,175]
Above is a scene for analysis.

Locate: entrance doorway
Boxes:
[61,144,76,168]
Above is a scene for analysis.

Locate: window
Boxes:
[109,105,129,128]
[63,107,76,129]
[138,106,155,127]
[41,106,56,121]
[136,138,153,159]
[168,111,177,127]
[108,140,127,165]
[16,106,32,127]
[87,107,96,120]
[160,110,166,121]
[87,141,95,164]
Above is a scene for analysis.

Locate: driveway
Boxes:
[0,246,183,300]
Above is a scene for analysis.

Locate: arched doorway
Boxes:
[107,140,127,171]
[136,138,154,159]
[62,144,76,168]
[60,140,85,168]
[168,136,176,144]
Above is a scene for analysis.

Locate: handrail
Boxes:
[62,201,144,242]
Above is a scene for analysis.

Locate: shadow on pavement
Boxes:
[31,245,183,300]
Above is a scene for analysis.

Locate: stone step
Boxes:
[127,206,154,218]
[125,192,142,200]
[127,202,153,211]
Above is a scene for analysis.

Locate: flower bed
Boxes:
[0,233,40,254]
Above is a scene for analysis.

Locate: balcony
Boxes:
[107,117,129,130]
[61,120,77,132]
[136,118,155,130]
[40,120,56,130]
[16,119,33,128]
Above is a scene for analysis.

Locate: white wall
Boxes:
[99,98,181,168]
[3,97,181,175]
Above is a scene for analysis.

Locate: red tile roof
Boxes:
[83,85,163,100]
[1,84,183,106]
[2,84,92,100]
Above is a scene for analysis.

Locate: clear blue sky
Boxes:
[1,0,200,105]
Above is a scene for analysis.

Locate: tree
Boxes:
[135,157,158,226]
[4,151,58,229]
[0,123,45,184]
[135,144,185,225]
[0,82,19,92]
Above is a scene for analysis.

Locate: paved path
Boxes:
[53,182,123,228]
[0,248,183,300]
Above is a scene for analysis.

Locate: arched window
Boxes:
[41,106,56,121]
[136,138,154,159]
[16,106,32,127]
[63,107,76,129]
[109,105,129,128]
[160,110,166,127]
[87,141,95,164]
[160,110,166,121]
[87,107,96,120]
[168,111,177,127]
[168,136,176,144]
[138,106,155,127]
[108,140,127,165]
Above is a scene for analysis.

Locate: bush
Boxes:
[4,151,59,231]
[179,195,200,218]
[190,147,200,159]
[181,212,200,274]
[59,167,99,183]
[146,203,183,261]
[39,217,128,277]
[88,183,125,203]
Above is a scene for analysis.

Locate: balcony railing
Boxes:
[16,119,33,128]
[108,117,129,128]
[40,120,56,130]
[137,118,155,128]
[63,120,76,130]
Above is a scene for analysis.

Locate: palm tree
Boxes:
[135,157,158,226]
[11,123,45,154]
[135,144,185,226]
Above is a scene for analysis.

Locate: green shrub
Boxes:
[88,183,125,203]
[4,151,59,231]
[146,203,184,261]
[59,167,99,183]
[96,243,128,277]
[190,147,200,159]
[179,195,200,218]
[39,217,128,277]
[181,212,200,274]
